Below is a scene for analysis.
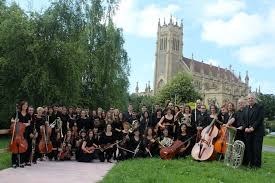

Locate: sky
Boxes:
[12,0,275,94]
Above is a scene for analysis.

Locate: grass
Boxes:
[0,136,10,170]
[0,136,9,149]
[264,136,275,147]
[101,152,275,183]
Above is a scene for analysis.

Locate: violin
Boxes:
[9,108,28,154]
[191,118,218,161]
[39,117,53,154]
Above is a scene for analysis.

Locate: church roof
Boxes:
[182,57,240,83]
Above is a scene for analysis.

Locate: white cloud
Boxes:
[113,0,181,38]
[204,0,246,18]
[238,43,275,68]
[205,59,220,67]
[202,12,263,46]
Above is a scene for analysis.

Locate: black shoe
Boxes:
[12,164,17,168]
[19,164,24,168]
[26,163,31,166]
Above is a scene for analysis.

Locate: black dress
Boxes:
[99,132,116,162]
[78,138,96,162]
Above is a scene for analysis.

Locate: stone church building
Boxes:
[153,17,250,107]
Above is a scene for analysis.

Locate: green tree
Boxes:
[128,94,155,113]
[155,72,200,105]
[258,93,275,120]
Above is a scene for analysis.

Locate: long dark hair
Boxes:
[19,100,28,112]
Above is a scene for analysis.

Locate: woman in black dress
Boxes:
[99,124,116,162]
[78,130,98,162]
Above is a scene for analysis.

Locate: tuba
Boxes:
[224,126,245,168]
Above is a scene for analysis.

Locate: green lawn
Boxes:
[102,153,275,183]
[0,136,10,170]
[264,136,275,147]
[0,136,9,149]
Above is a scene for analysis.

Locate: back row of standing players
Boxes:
[11,98,251,167]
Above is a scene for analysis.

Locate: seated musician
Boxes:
[99,124,116,163]
[177,124,191,157]
[129,129,145,158]
[78,130,98,162]
[157,108,174,136]
[59,130,75,161]
[159,128,173,149]
[143,127,159,157]
[117,122,132,160]
[75,130,87,161]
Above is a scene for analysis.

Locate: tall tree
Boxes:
[155,72,200,105]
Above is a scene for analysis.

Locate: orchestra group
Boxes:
[9,93,264,169]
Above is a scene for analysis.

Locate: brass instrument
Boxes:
[224,127,245,168]
[178,114,191,127]
[50,117,63,138]
[129,120,139,133]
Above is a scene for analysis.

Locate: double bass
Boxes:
[39,117,53,154]
[191,118,218,161]
[9,108,28,154]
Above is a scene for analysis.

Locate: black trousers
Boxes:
[244,133,263,168]
[12,153,24,165]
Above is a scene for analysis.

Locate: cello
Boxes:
[214,125,228,154]
[39,117,53,154]
[191,118,218,161]
[9,107,28,154]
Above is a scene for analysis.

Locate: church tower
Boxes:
[154,17,184,93]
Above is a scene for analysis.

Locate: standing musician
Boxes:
[217,105,229,128]
[60,106,69,135]
[243,93,264,168]
[235,98,246,142]
[139,111,151,135]
[194,104,210,142]
[99,124,116,163]
[33,107,46,162]
[157,108,174,136]
[123,104,134,123]
[223,102,236,127]
[175,105,193,137]
[10,101,31,168]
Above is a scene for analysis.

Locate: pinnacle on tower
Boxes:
[245,70,249,85]
[169,15,173,24]
[239,72,241,80]
[135,82,139,93]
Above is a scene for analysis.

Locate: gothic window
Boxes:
[160,38,163,50]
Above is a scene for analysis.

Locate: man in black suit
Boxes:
[243,93,265,168]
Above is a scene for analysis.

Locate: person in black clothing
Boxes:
[177,124,191,158]
[243,93,265,168]
[129,129,145,158]
[60,106,69,135]
[139,111,151,135]
[123,104,134,123]
[77,110,93,132]
[143,127,159,157]
[10,101,31,168]
[99,124,116,163]
[235,98,246,142]
[75,130,87,161]
[217,105,229,128]
[194,105,210,142]
[78,130,98,162]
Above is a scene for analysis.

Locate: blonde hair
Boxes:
[37,107,44,113]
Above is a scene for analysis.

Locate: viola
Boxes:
[9,111,28,154]
[191,118,218,161]
[39,121,53,154]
